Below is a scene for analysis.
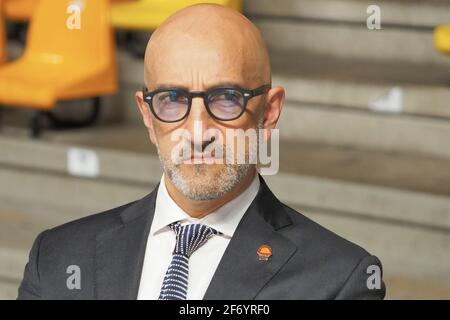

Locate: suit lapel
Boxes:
[203,176,298,300]
[94,176,297,300]
[95,185,158,299]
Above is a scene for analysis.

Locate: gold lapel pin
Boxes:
[257,245,272,261]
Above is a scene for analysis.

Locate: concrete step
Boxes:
[0,278,20,300]
[1,3,449,299]
[245,0,450,28]
[278,140,450,197]
[251,18,450,66]
[5,11,450,122]
[4,122,449,197]
[113,49,450,160]
[4,49,450,160]
[0,124,449,230]
[116,47,450,120]
[1,208,449,300]
[0,169,449,299]
[0,124,449,299]
[278,101,450,160]
[1,152,449,233]
[270,50,450,119]
[3,88,450,161]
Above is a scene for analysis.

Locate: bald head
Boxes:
[135,4,285,209]
[143,3,271,90]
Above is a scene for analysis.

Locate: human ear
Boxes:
[261,86,285,141]
[135,91,157,145]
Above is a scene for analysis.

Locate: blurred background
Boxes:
[0,0,449,299]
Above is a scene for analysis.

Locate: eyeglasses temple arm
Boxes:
[251,84,271,97]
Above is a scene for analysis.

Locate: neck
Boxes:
[164,168,257,219]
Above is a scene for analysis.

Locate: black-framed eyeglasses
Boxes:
[142,84,271,122]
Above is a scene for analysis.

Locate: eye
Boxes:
[210,89,243,104]
[157,90,188,103]
[221,91,240,101]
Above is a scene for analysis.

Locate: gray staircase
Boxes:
[1,0,449,299]
[245,0,450,28]
[0,124,449,299]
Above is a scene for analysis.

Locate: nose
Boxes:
[184,96,212,144]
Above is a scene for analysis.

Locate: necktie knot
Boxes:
[158,222,221,300]
[168,222,221,258]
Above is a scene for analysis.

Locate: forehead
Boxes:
[145,31,258,90]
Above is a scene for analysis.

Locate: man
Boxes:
[18,4,385,300]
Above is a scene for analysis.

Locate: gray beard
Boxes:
[156,118,263,201]
[162,160,252,201]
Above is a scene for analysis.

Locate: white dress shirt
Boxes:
[137,172,260,300]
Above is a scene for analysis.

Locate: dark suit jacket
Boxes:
[17,176,385,299]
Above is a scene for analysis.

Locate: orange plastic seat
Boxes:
[111,0,242,31]
[434,25,450,54]
[0,0,6,63]
[4,0,39,22]
[0,0,118,110]
[4,0,130,22]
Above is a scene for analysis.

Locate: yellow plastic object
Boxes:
[434,25,450,54]
[0,0,118,110]
[111,0,242,31]
[4,0,39,22]
[0,1,6,63]
[4,0,129,22]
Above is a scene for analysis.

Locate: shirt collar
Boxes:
[150,172,260,238]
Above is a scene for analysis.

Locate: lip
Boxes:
[182,154,220,163]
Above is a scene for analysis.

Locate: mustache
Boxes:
[170,134,259,165]
[171,139,236,164]
[178,137,225,161]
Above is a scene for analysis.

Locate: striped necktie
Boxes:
[158,222,221,300]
